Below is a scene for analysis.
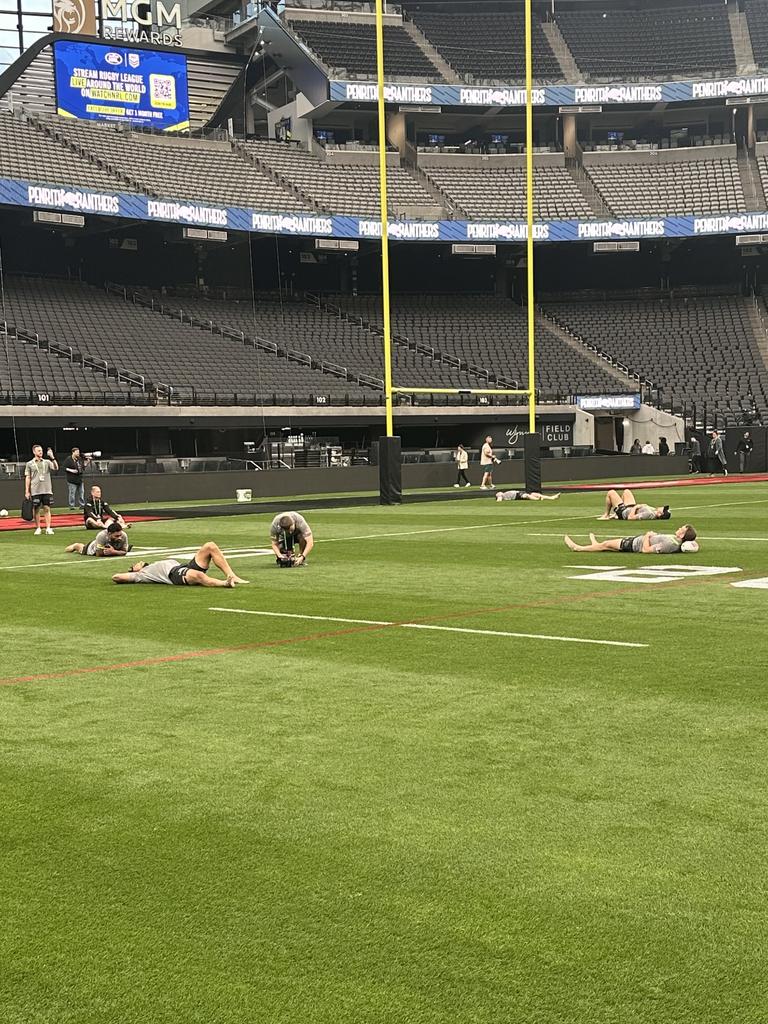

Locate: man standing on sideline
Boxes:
[641,440,655,455]
[689,435,702,473]
[454,444,471,488]
[480,436,500,490]
[270,511,314,566]
[83,485,129,530]
[24,444,58,536]
[62,447,88,510]
[736,432,753,474]
[709,431,728,476]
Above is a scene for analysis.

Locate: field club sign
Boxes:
[470,417,575,449]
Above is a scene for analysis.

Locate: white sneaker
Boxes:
[489,484,496,489]
[46,527,54,535]
[453,483,460,488]
[464,483,471,488]
[480,485,488,490]
[34,527,42,536]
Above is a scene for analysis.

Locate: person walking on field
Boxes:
[479,436,500,490]
[689,435,702,473]
[709,430,728,476]
[736,432,753,474]
[24,444,58,536]
[454,444,471,488]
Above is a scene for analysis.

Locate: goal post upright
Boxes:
[524,0,537,435]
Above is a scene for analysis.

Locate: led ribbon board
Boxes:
[54,40,190,132]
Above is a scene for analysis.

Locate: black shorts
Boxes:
[615,503,630,520]
[619,537,637,553]
[168,558,206,586]
[32,494,53,508]
[516,491,530,501]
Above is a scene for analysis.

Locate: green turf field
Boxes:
[2,484,767,1024]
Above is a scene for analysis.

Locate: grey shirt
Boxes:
[86,529,128,556]
[631,533,681,554]
[126,558,181,584]
[497,490,522,501]
[632,504,657,521]
[25,458,54,496]
[270,512,312,539]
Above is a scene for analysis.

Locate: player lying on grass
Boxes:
[495,489,560,502]
[598,488,670,521]
[65,521,130,558]
[564,524,698,555]
[111,541,249,587]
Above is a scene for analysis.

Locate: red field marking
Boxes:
[0,514,169,532]
[557,473,768,492]
[2,563,761,688]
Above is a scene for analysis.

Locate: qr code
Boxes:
[149,74,176,110]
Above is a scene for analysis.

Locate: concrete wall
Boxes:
[583,144,736,166]
[0,455,691,509]
[418,151,566,169]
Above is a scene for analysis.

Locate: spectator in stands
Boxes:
[630,440,642,455]
[689,435,702,473]
[112,541,249,587]
[736,432,753,473]
[598,488,671,522]
[270,511,314,566]
[480,437,500,489]
[24,444,58,536]
[564,525,698,555]
[65,521,129,558]
[62,447,89,510]
[708,431,728,476]
[641,440,655,455]
[454,444,471,488]
[658,437,670,457]
[84,485,129,530]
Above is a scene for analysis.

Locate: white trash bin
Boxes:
[236,489,253,502]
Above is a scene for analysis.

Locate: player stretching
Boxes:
[112,540,250,587]
[496,489,560,502]
[564,525,698,555]
[598,488,670,521]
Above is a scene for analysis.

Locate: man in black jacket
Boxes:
[61,447,89,510]
[83,484,129,530]
[736,432,753,474]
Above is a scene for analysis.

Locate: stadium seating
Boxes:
[151,292,491,392]
[244,140,438,216]
[0,113,119,191]
[2,278,372,404]
[585,157,745,216]
[0,329,133,404]
[420,163,593,219]
[543,297,768,417]
[745,0,768,69]
[555,5,736,79]
[47,119,310,211]
[408,10,561,81]
[286,19,440,78]
[333,295,632,398]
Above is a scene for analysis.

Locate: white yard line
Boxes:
[208,607,648,648]
[4,496,768,573]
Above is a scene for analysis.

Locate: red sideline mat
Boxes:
[0,514,170,532]
[557,473,768,492]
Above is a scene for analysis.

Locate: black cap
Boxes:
[660,506,671,520]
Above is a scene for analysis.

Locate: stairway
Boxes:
[565,158,613,217]
[541,20,582,83]
[727,5,756,74]
[400,19,462,83]
[746,297,768,374]
[736,149,766,212]
[539,310,647,391]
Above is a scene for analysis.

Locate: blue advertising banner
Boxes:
[5,176,768,244]
[54,40,190,132]
[329,75,768,109]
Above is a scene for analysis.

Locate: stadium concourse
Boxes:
[2,1,768,1022]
